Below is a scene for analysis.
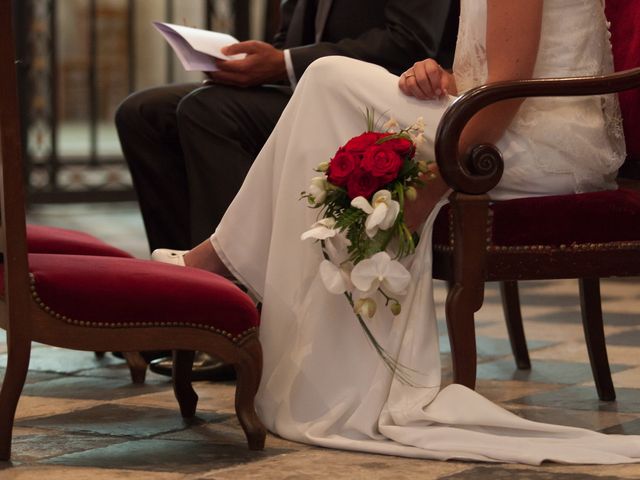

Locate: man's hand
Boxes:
[205,41,287,88]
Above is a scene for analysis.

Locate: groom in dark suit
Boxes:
[116,0,458,251]
[115,0,459,378]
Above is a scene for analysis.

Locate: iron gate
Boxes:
[14,0,274,203]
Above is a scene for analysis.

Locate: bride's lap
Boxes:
[296,57,452,144]
[300,57,584,203]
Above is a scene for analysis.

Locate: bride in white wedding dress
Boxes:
[155,0,640,464]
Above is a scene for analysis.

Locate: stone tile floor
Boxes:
[1,202,639,478]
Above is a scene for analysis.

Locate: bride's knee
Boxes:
[307,56,360,74]
[300,56,368,92]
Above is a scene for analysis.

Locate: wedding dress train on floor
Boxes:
[210,0,640,464]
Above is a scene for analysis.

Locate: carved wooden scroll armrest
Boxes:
[434,67,640,195]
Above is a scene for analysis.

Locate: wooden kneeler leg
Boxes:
[232,337,266,450]
[500,281,531,370]
[123,351,148,384]
[173,349,198,418]
[579,278,615,401]
[446,193,490,390]
[0,337,31,461]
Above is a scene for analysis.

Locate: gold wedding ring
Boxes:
[404,70,416,79]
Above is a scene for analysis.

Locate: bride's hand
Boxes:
[399,59,457,101]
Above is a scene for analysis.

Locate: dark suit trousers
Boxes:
[115,83,292,251]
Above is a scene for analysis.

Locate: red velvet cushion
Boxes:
[606,0,640,162]
[434,189,640,248]
[27,224,132,258]
[0,254,259,338]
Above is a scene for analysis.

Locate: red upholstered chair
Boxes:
[0,1,264,460]
[432,62,640,400]
[606,0,640,177]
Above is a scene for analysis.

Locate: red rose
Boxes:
[346,168,380,199]
[327,148,359,187]
[380,137,415,158]
[343,132,387,154]
[360,145,403,183]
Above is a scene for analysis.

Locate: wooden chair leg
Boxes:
[0,337,31,461]
[172,350,198,418]
[232,338,266,450]
[446,285,481,389]
[446,193,490,391]
[579,278,615,401]
[500,281,531,370]
[123,351,147,384]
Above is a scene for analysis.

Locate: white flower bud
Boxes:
[383,117,399,133]
[417,160,429,174]
[410,133,425,147]
[316,161,330,172]
[413,116,425,132]
[308,176,328,204]
[389,301,402,316]
[354,297,377,318]
[405,186,417,202]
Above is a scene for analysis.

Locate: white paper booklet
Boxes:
[152,21,245,72]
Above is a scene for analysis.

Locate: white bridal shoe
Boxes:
[151,248,187,266]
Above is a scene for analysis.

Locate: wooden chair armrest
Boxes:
[435,67,640,194]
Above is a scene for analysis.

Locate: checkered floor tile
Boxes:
[0,203,639,479]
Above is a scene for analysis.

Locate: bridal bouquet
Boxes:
[300,110,431,378]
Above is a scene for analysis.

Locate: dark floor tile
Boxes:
[18,403,230,438]
[605,329,640,347]
[20,374,167,400]
[0,347,124,375]
[519,294,591,308]
[0,368,64,385]
[525,310,640,327]
[509,386,640,413]
[442,466,622,479]
[600,417,640,435]
[477,360,630,385]
[440,335,553,358]
[600,277,640,286]
[507,405,637,432]
[11,431,128,462]
[43,438,290,473]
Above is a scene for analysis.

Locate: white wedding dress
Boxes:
[211,0,640,464]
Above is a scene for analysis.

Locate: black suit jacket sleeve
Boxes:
[287,0,457,80]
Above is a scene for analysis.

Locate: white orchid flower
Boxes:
[308,175,328,204]
[351,251,411,295]
[324,231,352,265]
[351,190,400,238]
[301,217,337,241]
[319,260,352,294]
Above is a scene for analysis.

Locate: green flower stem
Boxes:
[377,287,398,307]
[319,240,421,386]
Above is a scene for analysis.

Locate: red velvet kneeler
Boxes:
[0,254,259,340]
[25,225,132,258]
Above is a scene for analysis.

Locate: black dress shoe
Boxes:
[148,351,236,381]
